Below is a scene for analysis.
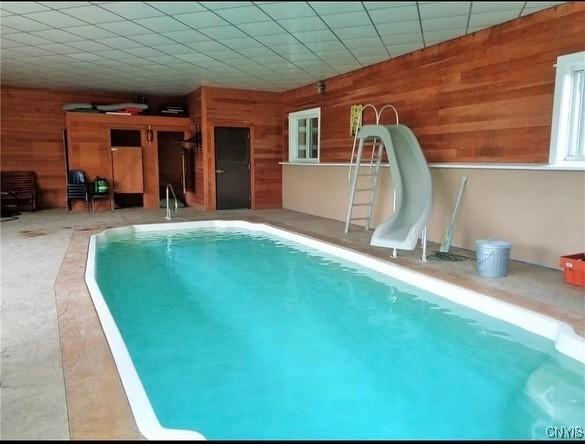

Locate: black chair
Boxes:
[90,177,112,211]
[67,169,89,211]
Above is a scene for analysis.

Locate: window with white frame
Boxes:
[288,107,320,162]
[549,51,585,166]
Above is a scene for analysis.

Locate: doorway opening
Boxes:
[157,131,186,207]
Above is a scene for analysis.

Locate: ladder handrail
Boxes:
[378,104,399,126]
[165,183,178,221]
[348,104,379,180]
[348,104,399,181]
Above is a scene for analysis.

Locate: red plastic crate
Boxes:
[560,253,585,287]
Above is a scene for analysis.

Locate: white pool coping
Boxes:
[85,220,585,440]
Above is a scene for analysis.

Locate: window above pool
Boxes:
[288,107,320,163]
[549,51,585,168]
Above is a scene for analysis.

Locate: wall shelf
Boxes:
[65,111,190,127]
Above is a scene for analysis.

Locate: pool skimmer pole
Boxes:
[430,177,468,262]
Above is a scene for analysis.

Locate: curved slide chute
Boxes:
[371,124,432,250]
[349,124,432,252]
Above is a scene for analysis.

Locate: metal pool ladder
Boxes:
[165,183,178,221]
[345,104,399,234]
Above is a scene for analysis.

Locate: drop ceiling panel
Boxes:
[0,38,26,48]
[521,2,564,15]
[338,25,376,40]
[173,11,229,29]
[3,32,54,45]
[369,5,421,24]
[98,20,151,35]
[378,20,423,36]
[155,44,196,56]
[2,1,50,14]
[66,39,111,52]
[0,25,20,35]
[472,2,525,13]
[200,25,247,40]
[96,36,144,49]
[146,2,206,15]
[63,5,125,23]
[425,28,467,44]
[259,2,315,19]
[293,29,338,44]
[134,16,189,32]
[344,36,386,50]
[422,15,468,32]
[382,33,424,46]
[1,15,53,32]
[215,5,268,24]
[364,2,417,10]
[161,29,210,44]
[221,36,264,50]
[279,16,328,33]
[0,1,568,95]
[25,10,87,27]
[99,2,164,19]
[30,29,87,42]
[468,10,520,28]
[130,33,176,46]
[321,11,372,28]
[306,40,348,53]
[237,20,283,36]
[200,2,253,10]
[65,25,117,39]
[389,43,425,57]
[419,2,471,19]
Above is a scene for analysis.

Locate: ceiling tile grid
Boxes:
[0,1,567,94]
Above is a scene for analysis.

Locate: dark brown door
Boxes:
[214,127,251,210]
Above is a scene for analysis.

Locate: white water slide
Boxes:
[346,105,432,260]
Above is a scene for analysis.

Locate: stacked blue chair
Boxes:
[67,170,89,211]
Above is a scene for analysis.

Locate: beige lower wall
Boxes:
[283,165,585,269]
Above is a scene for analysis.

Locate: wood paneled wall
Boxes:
[0,87,188,208]
[66,112,190,210]
[282,3,585,164]
[185,87,205,208]
[201,86,283,210]
[0,87,132,208]
[1,85,283,210]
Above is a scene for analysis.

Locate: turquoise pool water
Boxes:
[96,228,584,440]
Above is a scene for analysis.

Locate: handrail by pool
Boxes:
[164,183,178,221]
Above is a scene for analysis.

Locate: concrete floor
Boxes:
[1,207,583,439]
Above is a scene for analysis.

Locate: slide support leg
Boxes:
[420,226,428,262]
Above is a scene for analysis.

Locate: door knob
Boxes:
[216,169,225,174]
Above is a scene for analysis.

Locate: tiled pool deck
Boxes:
[1,208,583,439]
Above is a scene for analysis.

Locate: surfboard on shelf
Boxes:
[96,103,149,112]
